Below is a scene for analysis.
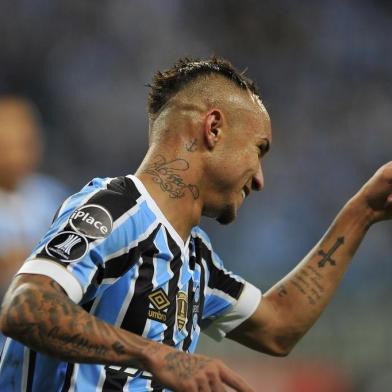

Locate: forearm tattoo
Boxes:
[288,237,345,305]
[144,155,199,199]
[290,266,325,305]
[278,284,288,297]
[2,281,138,364]
[317,237,344,268]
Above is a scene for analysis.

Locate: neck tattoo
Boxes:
[144,155,200,200]
[185,138,197,152]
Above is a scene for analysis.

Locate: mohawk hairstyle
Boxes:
[147,56,260,116]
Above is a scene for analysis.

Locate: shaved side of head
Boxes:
[147,57,262,142]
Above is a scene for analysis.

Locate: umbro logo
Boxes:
[149,288,170,310]
[147,288,170,323]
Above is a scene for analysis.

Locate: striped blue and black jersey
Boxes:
[0,175,261,392]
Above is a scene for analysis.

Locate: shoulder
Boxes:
[31,176,153,262]
[62,176,142,216]
[86,175,142,203]
[51,175,147,238]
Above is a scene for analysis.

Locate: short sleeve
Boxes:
[194,229,262,341]
[202,281,261,341]
[17,176,155,304]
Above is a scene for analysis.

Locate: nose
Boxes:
[252,163,264,191]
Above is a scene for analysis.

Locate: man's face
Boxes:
[203,99,272,224]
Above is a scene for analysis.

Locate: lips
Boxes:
[241,185,250,199]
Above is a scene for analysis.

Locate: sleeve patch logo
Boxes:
[45,231,88,262]
[69,204,113,239]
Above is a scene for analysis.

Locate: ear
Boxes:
[204,109,223,149]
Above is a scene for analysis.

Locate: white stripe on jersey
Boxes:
[96,365,106,392]
[128,175,188,251]
[102,217,159,266]
[68,363,80,392]
[114,257,143,326]
[21,347,30,391]
[0,338,11,372]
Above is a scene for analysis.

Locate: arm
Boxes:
[0,273,254,392]
[228,162,392,356]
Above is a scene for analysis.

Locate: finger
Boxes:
[180,381,198,392]
[197,376,212,392]
[219,366,255,392]
[209,373,227,392]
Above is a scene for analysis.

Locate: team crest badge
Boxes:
[176,291,188,330]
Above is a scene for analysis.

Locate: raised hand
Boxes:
[355,161,392,223]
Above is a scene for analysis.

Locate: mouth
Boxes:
[241,186,250,199]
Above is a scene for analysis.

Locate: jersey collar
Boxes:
[127,175,190,251]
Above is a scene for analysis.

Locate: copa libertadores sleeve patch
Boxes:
[45,231,89,262]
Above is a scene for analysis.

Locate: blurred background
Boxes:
[0,0,391,390]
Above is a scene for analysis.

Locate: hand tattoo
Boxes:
[144,155,199,199]
[164,352,211,377]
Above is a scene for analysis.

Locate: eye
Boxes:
[258,140,270,157]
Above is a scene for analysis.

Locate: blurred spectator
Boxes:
[0,96,67,297]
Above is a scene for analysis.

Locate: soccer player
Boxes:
[1,57,392,392]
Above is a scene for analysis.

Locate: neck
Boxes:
[135,144,203,242]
